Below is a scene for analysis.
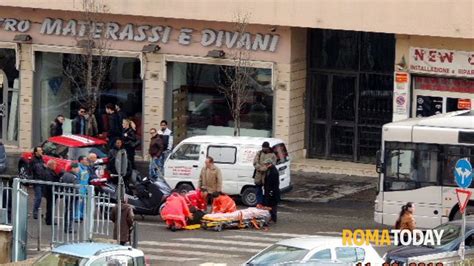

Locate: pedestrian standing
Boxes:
[50,115,64,137]
[148,128,164,178]
[71,107,87,135]
[110,197,134,245]
[86,152,100,180]
[108,139,132,189]
[263,158,280,223]
[253,142,277,205]
[395,202,416,245]
[84,111,98,137]
[122,119,138,169]
[76,156,90,221]
[159,120,173,160]
[60,163,80,233]
[31,147,47,220]
[115,103,127,126]
[198,156,222,200]
[105,103,122,148]
[43,160,60,225]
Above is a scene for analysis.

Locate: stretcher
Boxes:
[201,207,271,232]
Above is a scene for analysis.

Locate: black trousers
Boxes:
[64,198,76,232]
[44,186,53,224]
[269,205,278,223]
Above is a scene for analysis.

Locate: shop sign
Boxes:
[393,72,410,116]
[0,17,280,52]
[414,76,474,94]
[409,47,474,78]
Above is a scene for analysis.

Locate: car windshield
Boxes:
[424,223,461,248]
[35,251,86,266]
[248,244,309,265]
[68,145,108,160]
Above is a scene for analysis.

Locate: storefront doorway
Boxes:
[307,29,395,162]
[0,49,20,144]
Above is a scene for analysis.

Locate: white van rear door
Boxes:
[165,143,204,189]
[273,143,291,190]
[207,145,239,194]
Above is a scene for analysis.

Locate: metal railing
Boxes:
[8,178,114,261]
[0,178,12,225]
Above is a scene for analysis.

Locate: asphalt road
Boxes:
[130,187,391,265]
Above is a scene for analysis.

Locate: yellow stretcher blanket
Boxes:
[202,207,270,221]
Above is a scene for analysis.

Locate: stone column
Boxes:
[142,53,165,160]
[17,43,34,151]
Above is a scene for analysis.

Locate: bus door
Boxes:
[383,144,443,228]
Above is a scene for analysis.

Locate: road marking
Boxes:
[222,235,285,242]
[140,247,241,258]
[175,238,270,247]
[139,241,261,253]
[237,231,313,238]
[147,254,201,262]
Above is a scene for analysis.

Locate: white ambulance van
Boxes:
[163,136,292,206]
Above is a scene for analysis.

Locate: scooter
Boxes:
[100,171,171,216]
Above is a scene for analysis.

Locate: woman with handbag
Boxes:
[122,119,139,169]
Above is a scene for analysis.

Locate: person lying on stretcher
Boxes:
[211,191,237,214]
[161,190,193,231]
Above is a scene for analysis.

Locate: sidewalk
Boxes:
[291,158,377,178]
[282,171,377,203]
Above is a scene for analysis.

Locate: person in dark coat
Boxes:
[110,197,134,245]
[43,160,60,225]
[108,139,132,189]
[263,158,280,223]
[148,128,164,178]
[31,147,47,220]
[122,118,138,169]
[50,115,64,137]
[71,107,87,135]
[106,103,122,148]
[59,163,80,233]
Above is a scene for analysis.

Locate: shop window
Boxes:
[309,30,359,70]
[415,96,443,117]
[0,48,20,143]
[166,62,273,142]
[34,52,143,144]
[360,32,395,72]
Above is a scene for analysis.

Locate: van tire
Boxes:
[241,187,257,207]
[176,183,194,194]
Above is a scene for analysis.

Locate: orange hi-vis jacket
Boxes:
[161,193,191,226]
[212,194,237,214]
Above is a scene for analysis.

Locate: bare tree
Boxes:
[63,0,111,115]
[218,13,255,136]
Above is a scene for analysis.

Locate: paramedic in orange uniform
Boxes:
[161,190,193,231]
[185,188,207,212]
[211,192,237,214]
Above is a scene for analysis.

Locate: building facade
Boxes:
[0,0,472,163]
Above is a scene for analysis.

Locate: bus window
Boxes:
[442,145,474,187]
[384,142,439,191]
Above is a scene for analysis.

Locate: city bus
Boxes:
[374,110,474,229]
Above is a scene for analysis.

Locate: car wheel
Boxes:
[241,187,257,207]
[18,163,30,180]
[176,183,194,194]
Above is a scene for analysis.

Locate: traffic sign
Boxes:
[454,158,473,188]
[456,189,472,214]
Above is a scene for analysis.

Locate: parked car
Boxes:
[244,236,384,265]
[163,135,292,206]
[18,135,110,186]
[0,142,6,173]
[384,218,474,264]
[33,242,149,266]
